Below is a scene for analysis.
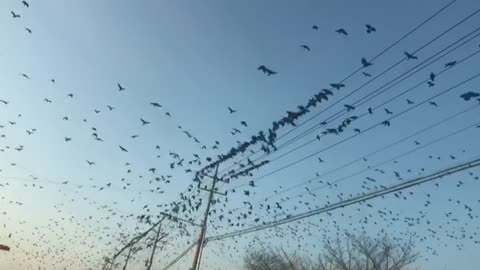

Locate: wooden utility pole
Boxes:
[146,223,167,270]
[191,164,226,270]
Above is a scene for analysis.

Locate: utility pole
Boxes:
[122,245,134,270]
[191,164,227,270]
[146,223,167,270]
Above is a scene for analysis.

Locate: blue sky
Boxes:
[1,0,480,269]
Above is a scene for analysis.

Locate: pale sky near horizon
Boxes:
[1,0,480,270]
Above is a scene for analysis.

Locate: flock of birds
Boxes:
[1,1,480,270]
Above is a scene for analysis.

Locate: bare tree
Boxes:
[244,233,419,270]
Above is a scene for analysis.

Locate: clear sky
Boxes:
[0,0,480,269]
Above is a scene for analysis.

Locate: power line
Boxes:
[207,157,480,241]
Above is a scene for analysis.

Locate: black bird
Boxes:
[25,28,32,34]
[330,83,345,90]
[150,102,162,107]
[119,145,128,152]
[384,108,393,115]
[107,105,115,111]
[86,160,95,166]
[11,11,21,18]
[427,81,435,87]
[344,104,355,111]
[335,28,348,36]
[362,72,372,77]
[140,118,150,125]
[44,98,52,103]
[64,137,72,142]
[240,121,248,127]
[429,101,438,107]
[368,107,373,114]
[19,73,30,79]
[429,72,436,81]
[382,120,391,127]
[301,45,311,51]
[407,99,414,104]
[22,1,29,7]
[404,51,418,60]
[366,24,376,34]
[460,91,480,101]
[257,65,277,76]
[444,61,456,68]
[0,100,8,105]
[117,83,125,91]
[94,109,100,114]
[67,93,73,98]
[361,57,372,68]
[228,107,237,114]
[312,25,318,30]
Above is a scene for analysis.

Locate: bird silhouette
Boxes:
[361,58,372,68]
[0,100,8,105]
[312,25,318,30]
[19,73,30,79]
[460,91,480,101]
[64,137,71,142]
[427,81,435,87]
[382,120,391,127]
[428,101,438,107]
[404,51,418,60]
[301,45,311,51]
[107,105,115,111]
[150,102,162,107]
[117,83,125,91]
[368,107,373,114]
[67,93,73,98]
[240,121,248,127]
[445,61,457,68]
[86,160,95,166]
[25,28,32,34]
[330,83,345,90]
[11,11,21,18]
[119,145,128,152]
[366,24,376,34]
[362,72,372,77]
[21,1,29,7]
[407,99,414,104]
[335,28,348,36]
[140,118,150,125]
[228,107,237,114]
[429,72,436,81]
[257,65,277,76]
[44,98,52,103]
[384,108,393,115]
[344,104,355,111]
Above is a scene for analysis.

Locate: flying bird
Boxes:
[404,51,418,60]
[228,107,237,114]
[429,101,438,107]
[11,11,21,18]
[240,121,248,127]
[19,73,30,79]
[366,24,376,34]
[150,102,162,107]
[335,28,348,36]
[140,118,150,125]
[301,45,311,51]
[312,25,318,30]
[117,83,125,91]
[257,65,277,76]
[86,160,95,166]
[427,81,435,87]
[362,72,372,77]
[429,72,436,81]
[119,145,128,152]
[344,104,355,111]
[460,91,480,101]
[22,1,29,7]
[0,100,8,105]
[444,61,457,68]
[361,58,372,68]
[25,28,32,34]
[407,99,414,104]
[384,108,393,115]
[330,83,345,90]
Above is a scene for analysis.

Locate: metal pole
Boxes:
[191,164,219,270]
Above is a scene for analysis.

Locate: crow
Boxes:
[429,72,436,81]
[257,65,277,76]
[117,83,125,91]
[301,45,311,51]
[150,102,162,107]
[335,28,348,36]
[119,145,128,152]
[366,24,376,34]
[228,107,237,114]
[404,51,418,60]
[140,118,150,125]
[361,57,372,68]
[11,11,21,18]
[330,83,345,90]
[444,61,456,68]
[22,1,29,7]
[312,25,318,30]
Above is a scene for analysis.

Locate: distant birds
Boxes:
[64,137,72,142]
[366,24,376,34]
[25,28,32,34]
[368,107,373,114]
[117,83,125,91]
[0,100,8,105]
[19,73,30,79]
[361,57,372,68]
[257,65,277,76]
[362,72,372,77]
[312,25,318,31]
[140,118,150,125]
[407,99,414,105]
[335,28,348,36]
[86,160,95,166]
[344,104,355,111]
[11,11,21,18]
[119,145,128,152]
[384,108,393,115]
[240,121,248,127]
[301,45,311,51]
[150,102,162,108]
[429,101,438,107]
[228,107,237,114]
[22,1,29,8]
[67,93,73,98]
[44,98,52,103]
[429,72,436,82]
[107,105,115,111]
[404,51,418,60]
